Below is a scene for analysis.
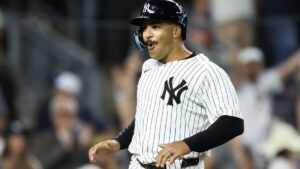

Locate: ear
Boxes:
[173,25,182,39]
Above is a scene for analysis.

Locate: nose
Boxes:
[143,26,153,41]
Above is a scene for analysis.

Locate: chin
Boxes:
[149,53,160,60]
[149,52,164,61]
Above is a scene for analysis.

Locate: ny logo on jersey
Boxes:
[161,77,188,106]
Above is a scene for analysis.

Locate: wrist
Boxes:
[183,139,192,150]
[110,139,121,151]
[181,140,191,153]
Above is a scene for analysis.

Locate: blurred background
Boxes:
[0,0,300,169]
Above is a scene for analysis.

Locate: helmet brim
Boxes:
[130,17,179,26]
[130,17,150,26]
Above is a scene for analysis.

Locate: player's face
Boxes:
[141,21,176,60]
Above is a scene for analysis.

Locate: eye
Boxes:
[152,24,160,29]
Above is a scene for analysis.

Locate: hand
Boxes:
[88,140,120,164]
[155,141,191,167]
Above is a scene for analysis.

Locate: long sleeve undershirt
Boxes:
[114,115,244,152]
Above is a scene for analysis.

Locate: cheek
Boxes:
[156,32,172,49]
[142,31,146,43]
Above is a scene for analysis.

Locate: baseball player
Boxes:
[89,0,244,168]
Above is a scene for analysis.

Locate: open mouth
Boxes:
[146,40,157,50]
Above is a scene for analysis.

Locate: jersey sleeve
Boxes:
[114,119,135,150]
[200,62,242,124]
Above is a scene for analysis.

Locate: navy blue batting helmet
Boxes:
[130,0,188,50]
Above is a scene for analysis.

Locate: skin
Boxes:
[142,20,192,63]
[89,21,192,167]
[89,139,120,165]
[155,141,191,167]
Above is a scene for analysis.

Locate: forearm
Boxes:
[184,115,244,152]
[278,51,300,80]
[114,119,135,150]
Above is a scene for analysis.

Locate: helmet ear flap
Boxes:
[134,29,146,50]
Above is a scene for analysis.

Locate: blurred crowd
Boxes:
[0,0,300,169]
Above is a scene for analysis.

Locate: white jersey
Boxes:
[128,53,242,169]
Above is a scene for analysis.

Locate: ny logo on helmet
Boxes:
[161,77,188,106]
[143,3,155,14]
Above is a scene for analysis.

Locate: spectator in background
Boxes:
[258,0,300,65]
[209,0,256,48]
[205,135,254,169]
[236,47,300,145]
[187,17,213,57]
[192,0,209,18]
[34,71,105,132]
[190,0,256,70]
[186,16,229,68]
[111,49,142,129]
[258,121,300,169]
[233,47,300,168]
[30,96,92,169]
[111,49,142,169]
[0,121,43,169]
[187,7,256,169]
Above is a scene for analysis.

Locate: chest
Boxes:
[137,65,204,108]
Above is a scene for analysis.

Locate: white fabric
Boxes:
[237,69,283,147]
[268,157,296,169]
[239,47,264,64]
[259,120,300,158]
[128,54,242,169]
[54,72,82,95]
[210,0,255,24]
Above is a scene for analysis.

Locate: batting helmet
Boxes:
[130,0,188,50]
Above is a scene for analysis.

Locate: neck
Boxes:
[160,42,192,63]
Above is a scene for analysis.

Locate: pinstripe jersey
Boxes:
[128,53,242,169]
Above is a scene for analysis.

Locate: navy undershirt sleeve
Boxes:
[114,119,135,150]
[183,115,244,152]
[114,115,243,151]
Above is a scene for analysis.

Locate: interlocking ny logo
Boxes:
[143,3,155,14]
[161,77,188,106]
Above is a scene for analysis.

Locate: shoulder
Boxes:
[194,53,210,63]
[194,53,229,77]
[141,59,158,73]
